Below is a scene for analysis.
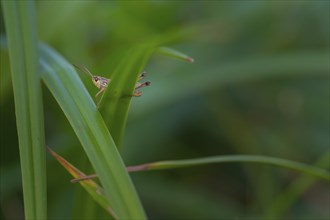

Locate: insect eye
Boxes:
[94,77,98,82]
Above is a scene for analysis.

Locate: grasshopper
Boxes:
[73,64,151,104]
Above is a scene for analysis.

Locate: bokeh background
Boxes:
[1,1,329,219]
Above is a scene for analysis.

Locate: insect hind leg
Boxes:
[135,81,151,90]
[95,87,105,98]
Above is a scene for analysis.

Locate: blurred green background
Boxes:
[1,1,329,219]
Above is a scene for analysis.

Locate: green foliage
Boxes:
[1,1,329,220]
[40,44,146,219]
[1,1,46,219]
[157,47,194,63]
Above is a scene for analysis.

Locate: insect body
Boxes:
[73,64,151,99]
[91,75,109,97]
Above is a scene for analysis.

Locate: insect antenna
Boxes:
[73,64,94,77]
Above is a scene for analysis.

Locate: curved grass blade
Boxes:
[132,52,330,118]
[102,44,155,147]
[157,47,194,63]
[102,44,194,148]
[126,155,330,182]
[98,28,196,148]
[39,44,146,219]
[1,1,47,219]
[71,154,330,183]
[48,147,117,219]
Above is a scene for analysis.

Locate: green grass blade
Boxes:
[102,44,194,148]
[39,44,146,219]
[127,155,330,182]
[48,148,116,219]
[132,52,330,118]
[157,47,194,63]
[1,1,47,219]
[102,45,154,147]
[71,154,109,220]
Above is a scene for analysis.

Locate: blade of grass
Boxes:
[101,44,155,147]
[132,52,330,118]
[71,154,329,183]
[71,152,109,220]
[102,44,194,148]
[39,44,146,219]
[157,47,194,63]
[1,1,47,219]
[126,155,330,182]
[72,187,108,220]
[48,147,117,219]
[98,26,195,148]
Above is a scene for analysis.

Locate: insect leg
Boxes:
[135,81,151,90]
[138,71,147,80]
[95,88,106,108]
[133,90,142,97]
[95,87,105,98]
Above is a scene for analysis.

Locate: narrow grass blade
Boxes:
[102,45,154,147]
[71,174,98,183]
[48,147,117,219]
[71,154,109,220]
[102,43,194,148]
[126,155,330,182]
[71,154,330,183]
[157,47,194,63]
[39,44,146,219]
[1,1,47,219]
[93,26,195,148]
[132,52,330,118]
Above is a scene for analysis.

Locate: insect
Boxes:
[73,64,151,102]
